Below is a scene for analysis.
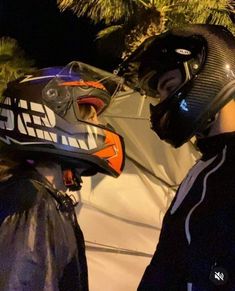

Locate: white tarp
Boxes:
[75,92,200,291]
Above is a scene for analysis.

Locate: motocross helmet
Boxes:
[0,61,125,177]
[119,24,235,147]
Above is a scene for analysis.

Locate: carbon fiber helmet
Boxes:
[119,24,235,147]
[0,61,125,177]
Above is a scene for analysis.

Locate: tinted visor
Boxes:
[142,40,205,97]
[120,32,206,98]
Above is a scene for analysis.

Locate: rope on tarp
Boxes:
[85,240,153,257]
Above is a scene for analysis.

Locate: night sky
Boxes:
[0,0,119,71]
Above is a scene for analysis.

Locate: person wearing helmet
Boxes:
[120,24,235,289]
[0,61,125,291]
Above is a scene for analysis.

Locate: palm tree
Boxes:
[0,37,35,96]
[57,0,235,59]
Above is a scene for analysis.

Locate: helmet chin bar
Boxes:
[195,114,218,139]
[197,80,235,139]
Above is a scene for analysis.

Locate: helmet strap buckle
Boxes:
[62,168,83,191]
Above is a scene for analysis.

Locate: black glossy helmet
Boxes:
[119,24,235,147]
[0,61,125,177]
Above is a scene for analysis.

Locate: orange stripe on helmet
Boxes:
[59,81,107,91]
[93,130,124,175]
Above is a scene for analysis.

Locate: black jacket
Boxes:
[0,168,88,291]
[138,133,235,290]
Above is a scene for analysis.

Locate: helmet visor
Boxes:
[42,61,124,117]
[119,32,206,99]
[140,41,205,99]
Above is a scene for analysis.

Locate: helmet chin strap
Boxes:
[62,168,83,191]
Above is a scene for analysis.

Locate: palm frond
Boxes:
[57,0,235,60]
[0,37,35,97]
[96,25,124,39]
[58,0,135,23]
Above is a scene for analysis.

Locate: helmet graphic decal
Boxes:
[175,48,192,55]
[92,129,124,175]
[59,80,107,90]
[0,97,100,150]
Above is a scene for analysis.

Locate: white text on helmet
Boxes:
[0,98,98,150]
